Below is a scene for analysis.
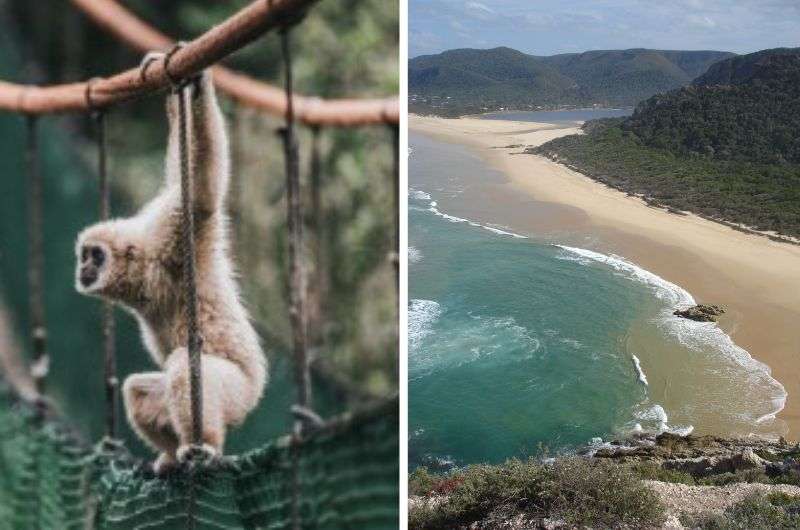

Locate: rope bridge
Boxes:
[0,387,398,529]
[0,0,399,528]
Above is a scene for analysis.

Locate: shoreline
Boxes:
[410,114,800,440]
[420,105,635,120]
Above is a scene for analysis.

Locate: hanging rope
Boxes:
[25,115,49,402]
[391,124,399,348]
[279,28,310,431]
[278,24,308,530]
[87,79,119,441]
[163,46,204,449]
[307,126,323,355]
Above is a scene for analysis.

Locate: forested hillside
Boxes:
[625,49,800,163]
[409,47,732,116]
[534,48,800,238]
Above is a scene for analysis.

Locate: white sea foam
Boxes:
[632,355,649,386]
[410,310,541,378]
[556,244,788,429]
[635,404,694,436]
[417,188,529,238]
[409,188,431,201]
[408,246,423,264]
[482,225,528,238]
[409,299,441,352]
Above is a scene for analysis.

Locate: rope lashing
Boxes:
[25,114,49,400]
[163,44,205,449]
[87,78,119,441]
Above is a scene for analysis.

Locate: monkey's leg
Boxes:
[122,372,180,472]
[165,351,250,460]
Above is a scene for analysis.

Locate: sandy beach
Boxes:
[411,114,800,439]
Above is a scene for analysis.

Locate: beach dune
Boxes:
[411,114,800,439]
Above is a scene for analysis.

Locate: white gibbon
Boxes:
[75,64,266,473]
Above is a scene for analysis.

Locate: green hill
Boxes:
[409,47,733,116]
[533,48,800,238]
[625,48,800,164]
[693,47,800,86]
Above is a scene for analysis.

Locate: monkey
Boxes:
[75,63,266,473]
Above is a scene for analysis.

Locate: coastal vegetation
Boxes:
[533,48,800,238]
[409,457,665,529]
[409,433,800,529]
[409,47,732,116]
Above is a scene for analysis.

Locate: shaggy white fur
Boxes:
[75,68,266,472]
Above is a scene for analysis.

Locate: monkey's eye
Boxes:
[81,247,89,262]
[91,246,106,267]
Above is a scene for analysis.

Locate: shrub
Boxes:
[629,461,696,485]
[409,467,438,496]
[408,457,665,529]
[698,469,771,486]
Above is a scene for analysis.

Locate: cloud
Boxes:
[465,1,495,14]
[686,14,717,28]
[409,0,800,57]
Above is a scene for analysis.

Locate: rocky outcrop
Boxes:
[590,431,799,479]
[673,304,725,322]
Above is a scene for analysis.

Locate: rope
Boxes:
[307,126,323,353]
[279,29,310,430]
[87,79,119,441]
[25,115,48,400]
[174,81,204,448]
[278,25,308,530]
[391,124,400,349]
[165,56,205,529]
[69,0,398,125]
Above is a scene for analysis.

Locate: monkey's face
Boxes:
[76,239,113,295]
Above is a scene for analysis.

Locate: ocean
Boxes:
[409,111,787,469]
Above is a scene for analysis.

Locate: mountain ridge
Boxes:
[409,46,734,116]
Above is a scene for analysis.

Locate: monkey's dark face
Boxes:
[75,239,114,295]
[79,244,107,287]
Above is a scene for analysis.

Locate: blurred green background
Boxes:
[0,0,398,456]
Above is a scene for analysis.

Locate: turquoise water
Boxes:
[409,122,787,469]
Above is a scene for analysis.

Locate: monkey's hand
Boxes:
[139,51,166,81]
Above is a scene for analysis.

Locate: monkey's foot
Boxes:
[152,452,178,476]
[177,443,219,467]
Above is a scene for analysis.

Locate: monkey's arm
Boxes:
[163,93,181,188]
[190,72,230,216]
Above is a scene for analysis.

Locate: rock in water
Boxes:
[673,304,725,322]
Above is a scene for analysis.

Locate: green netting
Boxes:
[0,390,398,529]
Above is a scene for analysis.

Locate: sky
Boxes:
[409,0,800,58]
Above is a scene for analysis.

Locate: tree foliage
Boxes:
[534,48,800,238]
